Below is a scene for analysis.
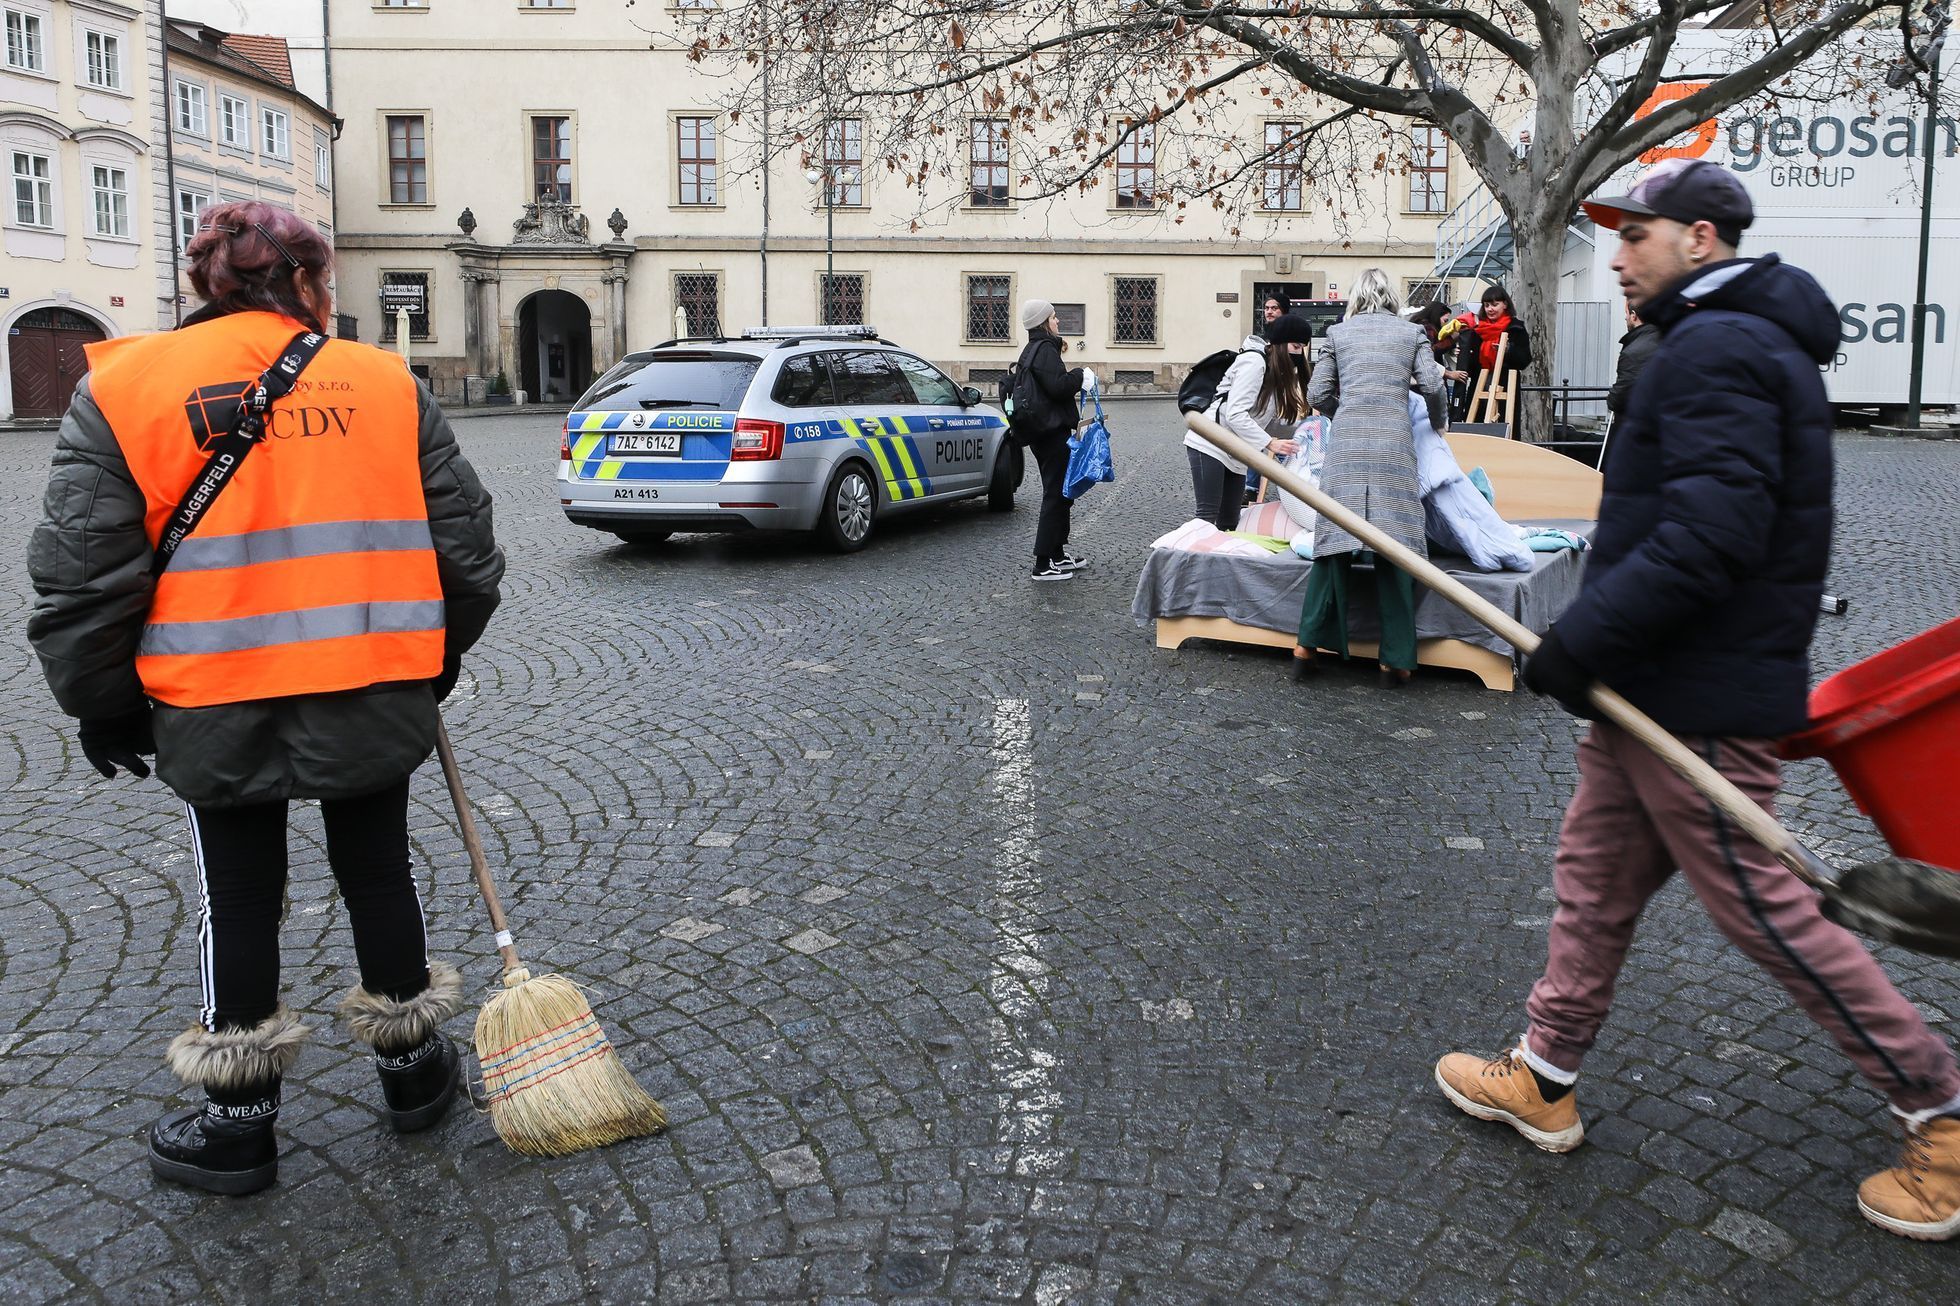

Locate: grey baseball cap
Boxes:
[1583,158,1754,245]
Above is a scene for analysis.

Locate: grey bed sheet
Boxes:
[1131,520,1595,661]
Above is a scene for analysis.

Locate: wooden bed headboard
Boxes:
[1442,432,1603,522]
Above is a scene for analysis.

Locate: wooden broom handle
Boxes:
[434,718,527,976]
[1185,412,1838,894]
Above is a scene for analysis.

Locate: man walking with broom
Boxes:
[1432,160,1960,1241]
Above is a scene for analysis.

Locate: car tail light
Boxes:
[559,423,571,461]
[730,417,784,461]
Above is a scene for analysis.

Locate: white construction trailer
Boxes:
[1434,31,1956,415]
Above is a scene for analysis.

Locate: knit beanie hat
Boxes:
[1020,299,1055,331]
[1264,314,1313,347]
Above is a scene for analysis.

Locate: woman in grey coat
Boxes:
[1294,269,1447,685]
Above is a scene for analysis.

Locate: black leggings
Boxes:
[186,780,429,1032]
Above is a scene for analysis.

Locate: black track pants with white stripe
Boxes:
[185,779,430,1032]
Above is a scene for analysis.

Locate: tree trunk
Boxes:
[1505,208,1565,445]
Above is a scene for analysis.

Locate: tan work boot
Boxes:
[1434,1044,1585,1153]
[1858,1116,1960,1241]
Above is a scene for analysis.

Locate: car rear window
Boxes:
[576,352,761,411]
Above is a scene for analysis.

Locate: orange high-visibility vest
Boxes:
[86,310,444,708]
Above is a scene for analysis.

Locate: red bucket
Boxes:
[1781,615,1960,870]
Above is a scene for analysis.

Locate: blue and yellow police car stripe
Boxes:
[567,409,998,491]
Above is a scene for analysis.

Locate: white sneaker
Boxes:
[1056,551,1089,571]
[1030,561,1073,582]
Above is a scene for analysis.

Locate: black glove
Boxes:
[77,707,155,780]
[1521,626,1594,718]
[432,654,463,703]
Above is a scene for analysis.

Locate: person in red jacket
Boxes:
[1449,285,1532,423]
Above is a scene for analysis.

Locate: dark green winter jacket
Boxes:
[27,353,504,808]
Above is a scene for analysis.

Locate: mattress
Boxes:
[1131,520,1595,660]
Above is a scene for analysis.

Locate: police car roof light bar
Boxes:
[741,325,879,340]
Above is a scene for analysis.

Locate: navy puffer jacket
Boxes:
[1555,254,1837,738]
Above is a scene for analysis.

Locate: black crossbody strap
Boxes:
[151,330,330,576]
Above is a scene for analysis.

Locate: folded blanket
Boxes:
[1226,531,1295,554]
[1151,519,1275,558]
[1520,527,1588,553]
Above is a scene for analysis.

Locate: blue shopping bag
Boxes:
[1064,394,1116,499]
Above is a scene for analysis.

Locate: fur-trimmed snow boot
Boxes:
[150,1007,310,1195]
[339,960,465,1133]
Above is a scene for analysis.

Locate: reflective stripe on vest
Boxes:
[165,518,434,572]
[85,311,444,708]
[140,599,446,657]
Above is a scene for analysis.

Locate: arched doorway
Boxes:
[8,308,108,418]
[516,290,592,404]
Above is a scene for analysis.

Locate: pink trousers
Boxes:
[1525,723,1960,1113]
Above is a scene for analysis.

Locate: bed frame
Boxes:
[1155,433,1604,691]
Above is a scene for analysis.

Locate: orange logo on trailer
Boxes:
[1635,82,1717,164]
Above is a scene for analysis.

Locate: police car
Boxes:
[557,326,1022,551]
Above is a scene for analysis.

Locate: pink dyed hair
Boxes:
[185,201,332,327]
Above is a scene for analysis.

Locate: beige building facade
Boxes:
[163,19,336,305]
[1,0,166,419]
[328,2,1471,404]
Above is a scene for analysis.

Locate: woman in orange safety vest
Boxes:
[26,201,504,1196]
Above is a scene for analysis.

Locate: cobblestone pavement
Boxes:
[2,404,1957,1305]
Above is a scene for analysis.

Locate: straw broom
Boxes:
[434,720,666,1156]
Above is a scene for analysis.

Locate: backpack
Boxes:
[1001,338,1053,446]
[1178,347,1262,415]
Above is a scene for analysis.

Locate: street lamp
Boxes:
[804,162,835,322]
[1889,0,1950,429]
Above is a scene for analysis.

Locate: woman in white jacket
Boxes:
[1182,314,1312,529]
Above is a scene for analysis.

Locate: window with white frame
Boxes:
[676,116,716,205]
[531,115,571,202]
[261,107,290,159]
[1409,125,1449,214]
[4,8,44,72]
[175,81,207,135]
[377,1,427,7]
[1114,123,1154,209]
[90,164,128,237]
[386,114,427,203]
[177,188,210,244]
[11,150,53,226]
[523,0,572,7]
[822,119,861,207]
[316,140,331,188]
[1262,121,1305,211]
[968,119,1009,207]
[220,95,248,148]
[84,29,121,90]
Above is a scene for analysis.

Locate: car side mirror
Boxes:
[959,386,983,407]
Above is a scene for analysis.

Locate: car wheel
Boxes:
[817,462,876,552]
[987,443,1019,512]
[611,528,672,544]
